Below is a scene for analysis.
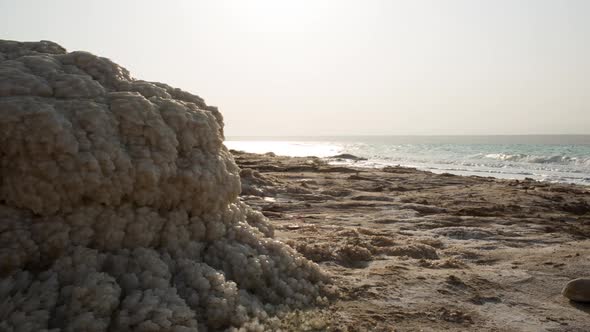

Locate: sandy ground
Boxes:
[232,150,590,332]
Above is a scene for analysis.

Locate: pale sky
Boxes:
[1,0,589,136]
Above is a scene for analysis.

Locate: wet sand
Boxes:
[232,150,590,332]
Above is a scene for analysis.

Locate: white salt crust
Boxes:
[0,40,327,332]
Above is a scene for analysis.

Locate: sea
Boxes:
[225,136,590,186]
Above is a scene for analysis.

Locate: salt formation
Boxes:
[0,40,327,331]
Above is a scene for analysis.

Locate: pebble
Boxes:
[562,278,590,302]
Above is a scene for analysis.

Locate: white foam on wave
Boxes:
[483,153,589,165]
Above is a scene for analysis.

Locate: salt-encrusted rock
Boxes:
[562,278,590,302]
[0,40,327,331]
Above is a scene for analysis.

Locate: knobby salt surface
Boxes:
[0,40,327,332]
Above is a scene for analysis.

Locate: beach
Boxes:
[232,150,590,331]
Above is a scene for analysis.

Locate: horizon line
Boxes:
[227,134,590,138]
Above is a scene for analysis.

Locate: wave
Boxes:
[482,153,590,165]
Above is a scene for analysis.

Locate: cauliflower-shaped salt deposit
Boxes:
[0,40,327,332]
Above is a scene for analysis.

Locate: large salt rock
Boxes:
[0,40,327,331]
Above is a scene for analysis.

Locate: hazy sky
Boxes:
[1,0,589,136]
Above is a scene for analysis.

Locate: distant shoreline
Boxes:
[225,138,590,185]
[228,148,590,187]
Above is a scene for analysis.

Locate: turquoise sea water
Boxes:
[225,136,590,185]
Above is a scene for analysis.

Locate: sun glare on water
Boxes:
[224,140,342,157]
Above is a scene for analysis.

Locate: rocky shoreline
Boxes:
[232,150,590,331]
